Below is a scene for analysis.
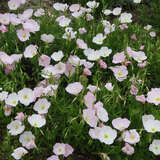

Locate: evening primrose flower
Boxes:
[18,88,35,106]
[53,3,68,11]
[84,91,96,108]
[47,155,60,160]
[89,127,101,139]
[112,117,130,131]
[19,131,35,147]
[123,129,140,144]
[83,109,98,127]
[28,114,46,128]
[54,62,66,74]
[112,7,122,16]
[5,92,19,107]
[65,82,83,95]
[98,126,117,145]
[34,8,45,17]
[149,140,160,155]
[8,0,20,10]
[39,54,51,67]
[7,120,25,136]
[41,34,54,43]
[99,47,112,57]
[92,33,106,45]
[96,106,109,122]
[51,51,64,62]
[122,143,134,155]
[58,17,71,27]
[0,13,10,25]
[23,19,40,33]
[146,88,160,106]
[112,52,126,64]
[143,119,160,133]
[0,91,8,101]
[24,45,38,58]
[87,1,99,8]
[17,29,30,42]
[109,65,128,82]
[11,147,28,160]
[105,83,114,91]
[33,98,51,114]
[53,143,66,156]
[119,13,132,23]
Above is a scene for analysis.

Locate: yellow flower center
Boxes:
[26,138,30,142]
[104,134,109,139]
[41,105,45,110]
[58,148,62,153]
[14,125,19,130]
[12,100,17,105]
[34,122,38,127]
[23,95,28,100]
[155,97,160,102]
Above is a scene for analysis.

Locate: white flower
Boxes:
[105,83,114,91]
[19,131,35,147]
[143,119,160,133]
[34,8,45,17]
[33,98,51,114]
[133,0,141,3]
[142,114,155,124]
[41,34,54,43]
[0,90,8,97]
[92,33,106,45]
[96,106,109,122]
[28,114,46,128]
[123,129,140,144]
[7,120,25,135]
[5,93,18,107]
[87,51,101,61]
[119,13,132,23]
[87,1,99,8]
[98,126,117,144]
[149,31,156,37]
[53,3,68,11]
[51,51,64,61]
[24,45,38,58]
[99,47,112,57]
[18,88,35,106]
[58,18,71,27]
[103,9,112,16]
[112,7,122,16]
[11,147,28,160]
[0,91,8,101]
[149,140,160,155]
[54,62,66,74]
[132,51,147,63]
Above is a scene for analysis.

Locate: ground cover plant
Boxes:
[0,0,160,160]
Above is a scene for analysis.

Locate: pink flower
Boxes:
[130,84,138,95]
[5,64,15,75]
[56,16,66,22]
[84,91,96,108]
[64,62,75,77]
[39,55,51,67]
[4,105,12,116]
[123,129,140,144]
[23,19,40,33]
[69,4,80,12]
[47,155,59,160]
[136,95,146,104]
[26,140,37,150]
[83,109,98,127]
[0,13,10,25]
[0,52,14,65]
[119,24,128,30]
[112,117,130,131]
[8,0,20,10]
[83,67,92,76]
[87,85,100,93]
[130,34,137,41]
[15,112,24,121]
[147,88,160,106]
[144,24,152,30]
[139,45,144,50]
[109,65,128,82]
[76,39,88,50]
[0,25,8,33]
[105,83,114,91]
[122,143,134,155]
[64,144,74,157]
[78,27,87,34]
[137,61,147,68]
[17,29,30,42]
[65,82,83,95]
[112,52,126,64]
[89,127,101,139]
[98,60,107,69]
[53,143,66,156]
